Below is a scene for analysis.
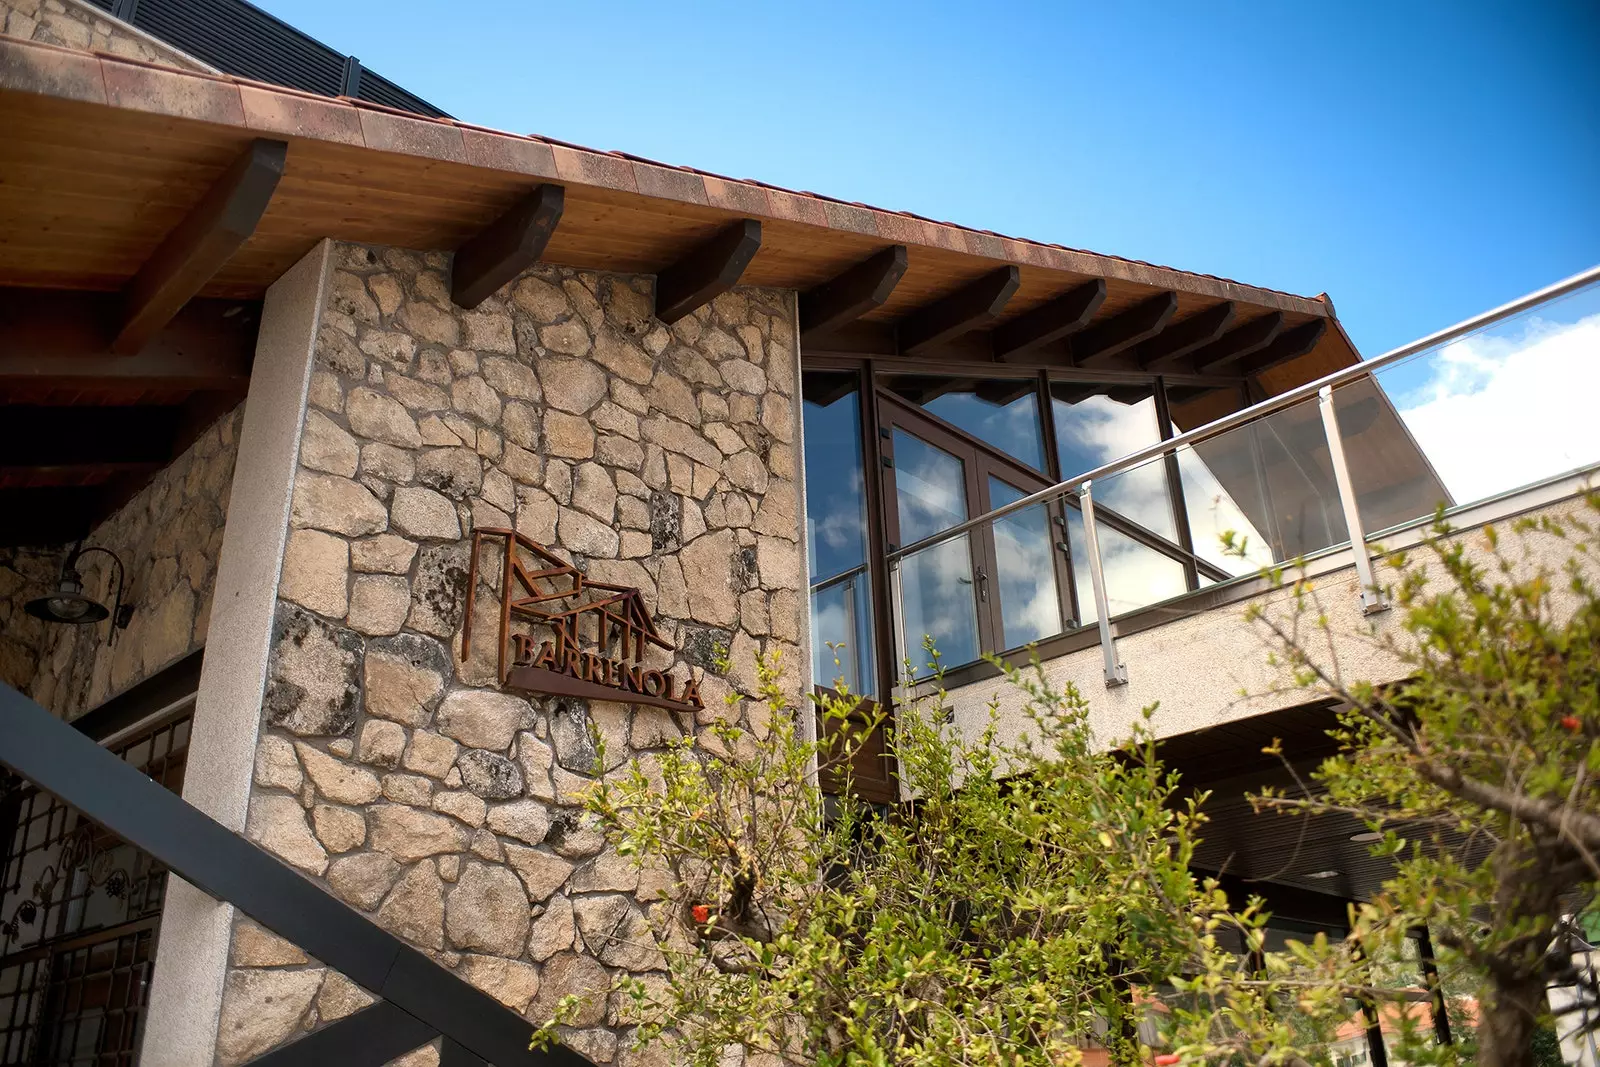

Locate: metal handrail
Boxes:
[886,263,1600,565]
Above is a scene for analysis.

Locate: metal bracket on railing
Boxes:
[1318,385,1390,615]
[1078,481,1128,687]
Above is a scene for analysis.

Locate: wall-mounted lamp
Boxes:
[25,545,133,637]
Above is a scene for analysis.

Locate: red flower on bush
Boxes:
[1154,1056,1181,1066]
[1562,715,1582,731]
[691,904,711,924]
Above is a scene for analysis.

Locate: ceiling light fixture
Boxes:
[25,545,132,637]
[1304,869,1341,880]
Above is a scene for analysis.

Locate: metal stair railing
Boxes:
[0,681,593,1067]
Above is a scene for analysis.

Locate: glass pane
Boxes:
[1052,384,1163,481]
[1175,443,1275,577]
[811,571,874,696]
[802,373,870,584]
[893,430,979,673]
[1091,457,1179,541]
[989,479,1064,650]
[1350,278,1600,527]
[916,382,1046,473]
[1065,508,1188,623]
[1185,394,1349,563]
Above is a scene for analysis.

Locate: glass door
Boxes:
[881,394,1074,676]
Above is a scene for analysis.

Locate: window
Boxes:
[881,393,1073,677]
[803,370,876,696]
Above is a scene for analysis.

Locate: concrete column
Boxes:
[141,240,332,1066]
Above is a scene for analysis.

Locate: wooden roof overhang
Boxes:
[0,36,1363,544]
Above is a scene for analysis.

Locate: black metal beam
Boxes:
[799,246,908,337]
[1136,302,1236,370]
[1190,312,1283,374]
[246,1001,438,1066]
[451,184,565,309]
[114,139,287,355]
[0,290,257,396]
[1236,319,1328,378]
[1071,292,1178,368]
[992,279,1107,361]
[0,682,593,1067]
[898,266,1020,355]
[654,219,762,324]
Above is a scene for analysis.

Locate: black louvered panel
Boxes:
[129,0,345,96]
[356,67,449,119]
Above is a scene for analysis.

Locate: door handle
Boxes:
[976,566,989,602]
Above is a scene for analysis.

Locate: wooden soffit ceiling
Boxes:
[0,35,1359,391]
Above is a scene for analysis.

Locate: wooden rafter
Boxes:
[0,290,255,396]
[113,138,286,355]
[898,267,1020,355]
[993,279,1107,361]
[1137,302,1236,370]
[799,246,909,336]
[1237,320,1328,378]
[654,219,763,324]
[1072,292,1178,368]
[1190,312,1284,374]
[451,184,565,309]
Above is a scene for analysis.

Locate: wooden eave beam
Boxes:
[1136,302,1236,370]
[799,246,909,337]
[451,184,565,309]
[1236,319,1328,378]
[113,138,286,355]
[1189,312,1284,374]
[0,290,256,394]
[1071,291,1178,368]
[654,219,763,325]
[897,266,1021,356]
[992,279,1107,361]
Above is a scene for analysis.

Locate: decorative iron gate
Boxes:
[0,712,190,1066]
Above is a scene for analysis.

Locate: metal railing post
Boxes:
[1078,481,1128,687]
[1318,385,1390,615]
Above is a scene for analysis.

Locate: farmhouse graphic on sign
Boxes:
[460,527,705,713]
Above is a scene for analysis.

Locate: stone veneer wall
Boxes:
[0,409,241,719]
[0,0,213,69]
[214,243,806,1066]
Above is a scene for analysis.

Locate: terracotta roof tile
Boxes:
[356,107,468,163]
[550,144,638,193]
[461,128,558,178]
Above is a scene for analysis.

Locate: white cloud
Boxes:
[1390,312,1600,504]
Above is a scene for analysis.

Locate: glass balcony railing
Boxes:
[886,267,1600,688]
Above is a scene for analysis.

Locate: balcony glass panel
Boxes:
[989,478,1064,649]
[893,430,979,674]
[1064,505,1188,624]
[1347,278,1600,532]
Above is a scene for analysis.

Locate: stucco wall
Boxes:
[935,487,1598,756]
[0,0,212,69]
[213,243,807,1066]
[0,409,241,719]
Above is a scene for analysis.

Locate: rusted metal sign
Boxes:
[460,527,704,712]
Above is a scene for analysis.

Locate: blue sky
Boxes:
[258,0,1598,358]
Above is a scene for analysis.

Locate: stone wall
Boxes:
[215,243,806,1066]
[0,0,213,69]
[0,408,241,719]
